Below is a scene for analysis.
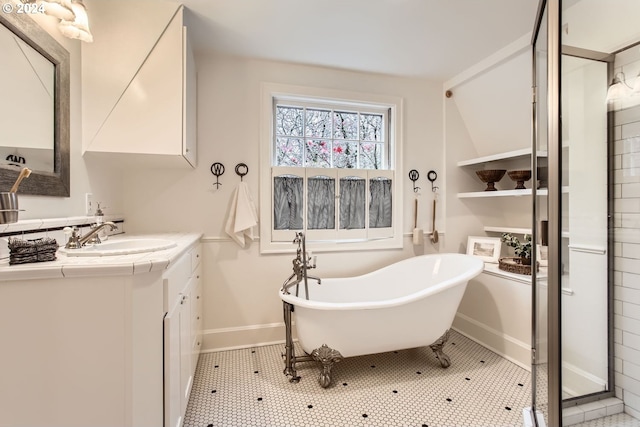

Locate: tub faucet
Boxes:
[64,222,118,249]
[281,232,321,297]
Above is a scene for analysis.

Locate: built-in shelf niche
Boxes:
[456,148,557,197]
[456,148,547,167]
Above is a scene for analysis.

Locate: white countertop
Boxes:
[0,232,202,281]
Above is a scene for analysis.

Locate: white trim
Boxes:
[452,313,531,371]
[201,322,287,353]
[259,82,404,254]
[562,360,608,397]
[444,32,532,91]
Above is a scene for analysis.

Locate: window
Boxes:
[259,83,403,253]
[274,104,388,169]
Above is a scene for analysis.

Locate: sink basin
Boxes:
[61,238,177,257]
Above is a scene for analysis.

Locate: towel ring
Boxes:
[235,163,248,181]
[211,162,225,188]
[408,169,420,193]
[427,170,439,192]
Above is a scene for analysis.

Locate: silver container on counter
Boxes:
[0,192,19,224]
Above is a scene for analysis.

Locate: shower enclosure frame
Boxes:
[532,0,616,425]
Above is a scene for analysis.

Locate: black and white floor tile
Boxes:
[184,330,639,427]
[184,330,531,427]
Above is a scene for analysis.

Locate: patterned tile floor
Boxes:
[184,330,640,427]
[184,330,533,427]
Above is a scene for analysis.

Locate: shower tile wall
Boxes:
[613,88,640,418]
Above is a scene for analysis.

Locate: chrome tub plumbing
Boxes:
[281,233,344,387]
[280,232,320,299]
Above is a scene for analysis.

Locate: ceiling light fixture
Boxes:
[57,0,93,43]
[35,0,93,42]
[605,72,632,103]
[40,0,75,21]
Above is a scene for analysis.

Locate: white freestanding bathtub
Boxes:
[279,253,484,387]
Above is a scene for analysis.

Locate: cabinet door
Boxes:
[164,301,182,427]
[182,25,197,167]
[179,291,192,415]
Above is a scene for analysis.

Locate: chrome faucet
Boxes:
[281,232,321,298]
[64,222,118,249]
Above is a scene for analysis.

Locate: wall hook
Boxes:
[235,163,249,181]
[427,170,439,192]
[210,162,225,188]
[408,169,420,193]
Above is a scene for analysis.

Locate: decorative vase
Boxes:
[519,255,531,266]
[475,169,507,191]
[507,170,532,190]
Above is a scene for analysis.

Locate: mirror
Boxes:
[0,11,70,197]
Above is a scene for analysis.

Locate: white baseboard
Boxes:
[201,322,289,353]
[453,313,531,370]
[201,314,532,370]
[562,361,607,397]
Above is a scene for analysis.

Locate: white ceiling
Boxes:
[169,0,540,81]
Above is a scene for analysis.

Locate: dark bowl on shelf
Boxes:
[537,166,548,189]
[507,170,532,189]
[475,169,507,191]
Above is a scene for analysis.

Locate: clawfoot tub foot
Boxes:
[429,329,452,368]
[311,344,344,388]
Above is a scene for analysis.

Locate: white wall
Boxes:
[13,13,123,220]
[121,53,444,350]
[443,42,533,367]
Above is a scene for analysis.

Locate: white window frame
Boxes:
[259,82,403,253]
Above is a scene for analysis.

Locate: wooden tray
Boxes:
[498,257,537,276]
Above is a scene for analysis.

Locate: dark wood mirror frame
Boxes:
[0,12,70,197]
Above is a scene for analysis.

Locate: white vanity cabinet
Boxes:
[0,272,166,427]
[163,244,202,427]
[0,233,202,427]
[82,3,197,168]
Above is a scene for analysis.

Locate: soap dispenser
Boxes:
[95,203,108,241]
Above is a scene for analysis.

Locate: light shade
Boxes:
[41,0,75,21]
[58,0,93,43]
[606,72,632,103]
[632,73,640,95]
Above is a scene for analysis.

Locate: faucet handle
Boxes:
[63,226,81,249]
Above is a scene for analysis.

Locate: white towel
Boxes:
[225,182,259,248]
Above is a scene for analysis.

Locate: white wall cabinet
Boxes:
[82,3,197,168]
[163,244,202,427]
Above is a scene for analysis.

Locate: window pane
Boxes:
[276,106,304,136]
[370,178,392,228]
[332,141,358,168]
[340,177,365,229]
[360,143,384,169]
[305,109,332,138]
[308,176,335,229]
[306,140,331,168]
[276,137,303,167]
[273,175,303,230]
[361,114,383,141]
[334,111,358,139]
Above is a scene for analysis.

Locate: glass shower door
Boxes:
[531,0,560,425]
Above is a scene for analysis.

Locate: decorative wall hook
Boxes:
[408,169,420,193]
[427,170,439,192]
[210,162,225,188]
[235,163,249,181]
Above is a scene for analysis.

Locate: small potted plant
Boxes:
[501,233,532,265]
